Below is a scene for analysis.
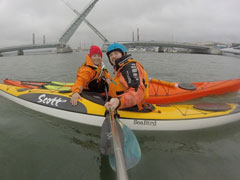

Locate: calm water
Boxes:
[0,51,240,180]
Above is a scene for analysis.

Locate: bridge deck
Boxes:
[0,44,60,53]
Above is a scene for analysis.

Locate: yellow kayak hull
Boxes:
[1,84,240,131]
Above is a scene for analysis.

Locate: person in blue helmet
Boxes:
[104,42,150,111]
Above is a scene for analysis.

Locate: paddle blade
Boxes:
[100,118,113,155]
[100,117,124,155]
[109,124,141,170]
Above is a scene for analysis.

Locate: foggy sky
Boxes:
[0,0,239,48]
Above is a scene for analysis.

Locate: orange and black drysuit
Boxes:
[71,55,111,94]
[108,54,149,110]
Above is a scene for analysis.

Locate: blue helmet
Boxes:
[106,43,127,57]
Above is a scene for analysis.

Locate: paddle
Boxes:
[108,110,129,179]
[100,110,124,155]
[108,112,141,171]
[100,86,123,155]
[100,109,141,173]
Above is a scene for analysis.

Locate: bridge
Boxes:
[61,1,212,55]
[0,0,99,56]
[0,43,60,56]
[102,41,222,55]
[0,0,223,56]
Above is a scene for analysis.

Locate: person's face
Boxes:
[109,51,123,66]
[91,54,102,65]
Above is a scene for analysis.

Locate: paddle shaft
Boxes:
[110,111,129,180]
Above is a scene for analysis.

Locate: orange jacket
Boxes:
[71,55,111,93]
[108,57,148,109]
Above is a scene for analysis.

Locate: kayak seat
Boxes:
[81,91,106,105]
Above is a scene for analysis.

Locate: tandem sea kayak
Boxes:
[3,78,240,104]
[1,83,240,131]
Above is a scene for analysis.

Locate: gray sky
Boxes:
[0,0,240,48]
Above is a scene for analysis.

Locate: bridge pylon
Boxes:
[62,0,109,43]
[58,0,99,53]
